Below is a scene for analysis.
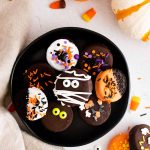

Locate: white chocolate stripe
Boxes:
[57,76,91,81]
[53,89,91,106]
[65,70,91,79]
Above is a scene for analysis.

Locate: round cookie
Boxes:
[108,133,130,150]
[24,63,55,93]
[46,39,79,71]
[41,101,73,132]
[26,87,48,121]
[95,69,127,103]
[129,124,150,150]
[80,95,111,126]
[79,44,113,77]
[53,68,93,109]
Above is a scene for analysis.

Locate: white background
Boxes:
[27,0,150,149]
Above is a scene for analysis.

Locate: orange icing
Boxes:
[142,29,150,41]
[116,0,150,20]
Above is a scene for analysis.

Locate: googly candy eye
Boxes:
[63,79,71,87]
[71,80,79,88]
[59,111,67,119]
[52,108,60,116]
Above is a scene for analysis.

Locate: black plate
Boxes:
[10,27,130,147]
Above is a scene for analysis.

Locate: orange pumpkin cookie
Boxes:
[108,133,130,150]
[95,69,127,102]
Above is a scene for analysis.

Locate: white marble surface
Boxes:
[27,0,150,149]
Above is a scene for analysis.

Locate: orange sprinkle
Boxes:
[85,103,90,109]
[29,72,33,76]
[83,55,88,58]
[93,72,96,75]
[88,66,91,70]
[82,8,96,22]
[92,50,96,54]
[44,72,51,77]
[96,111,100,118]
[84,63,88,67]
[92,65,98,68]
[88,100,94,107]
[33,77,39,82]
[49,0,66,9]
[48,80,53,84]
[33,69,38,75]
[83,69,88,72]
[28,76,32,81]
[45,82,48,87]
[41,74,44,78]
[116,0,150,21]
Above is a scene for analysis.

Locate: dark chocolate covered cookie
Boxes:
[79,44,113,78]
[24,63,55,93]
[53,68,93,109]
[41,101,73,132]
[129,124,150,150]
[80,95,111,126]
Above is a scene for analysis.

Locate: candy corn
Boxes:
[49,0,66,9]
[130,96,141,111]
[82,8,96,22]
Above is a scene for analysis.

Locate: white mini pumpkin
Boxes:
[111,0,150,42]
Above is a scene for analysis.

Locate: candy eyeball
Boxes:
[63,79,71,87]
[71,80,79,88]
[52,108,60,116]
[59,111,67,119]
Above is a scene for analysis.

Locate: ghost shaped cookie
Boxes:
[46,39,79,71]
[41,101,73,132]
[53,68,93,109]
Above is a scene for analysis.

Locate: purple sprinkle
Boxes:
[56,61,60,64]
[74,54,79,60]
[98,69,101,72]
[105,53,109,58]
[65,66,69,70]
[88,54,92,58]
[85,52,88,55]
[102,64,109,67]
[64,41,67,44]
[96,59,102,63]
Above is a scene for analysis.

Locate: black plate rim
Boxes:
[10,27,130,147]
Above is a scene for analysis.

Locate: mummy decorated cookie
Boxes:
[95,69,127,103]
[53,69,93,109]
[42,101,73,132]
[46,39,79,71]
[79,44,113,77]
[24,63,55,92]
[26,87,48,121]
[80,95,111,126]
[129,124,150,150]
